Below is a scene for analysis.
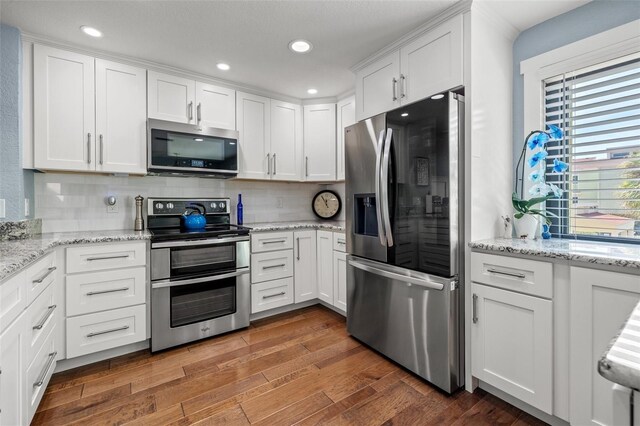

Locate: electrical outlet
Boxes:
[0,199,5,218]
[277,198,284,208]
[24,198,30,216]
[107,204,119,213]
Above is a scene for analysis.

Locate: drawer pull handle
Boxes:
[296,237,300,260]
[33,305,57,330]
[263,292,286,299]
[87,325,130,338]
[86,254,130,262]
[33,267,57,284]
[262,240,286,244]
[263,264,286,270]
[472,294,478,324]
[337,240,346,245]
[86,287,130,296]
[33,352,57,388]
[486,268,526,279]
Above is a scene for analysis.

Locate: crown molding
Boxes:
[470,1,520,42]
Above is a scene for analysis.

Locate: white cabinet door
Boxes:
[147,71,195,123]
[471,283,553,414]
[294,230,317,303]
[270,100,303,181]
[400,14,463,104]
[236,92,270,180]
[336,96,356,181]
[303,104,336,182]
[570,267,640,426]
[0,311,27,426]
[355,51,400,121]
[195,81,235,130]
[34,45,95,171]
[333,250,347,313]
[316,230,334,304]
[95,59,147,174]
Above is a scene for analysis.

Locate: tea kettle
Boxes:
[181,204,207,230]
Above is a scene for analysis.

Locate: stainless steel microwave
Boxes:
[147,119,239,178]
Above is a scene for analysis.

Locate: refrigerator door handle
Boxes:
[381,128,394,247]
[348,258,444,291]
[375,129,387,247]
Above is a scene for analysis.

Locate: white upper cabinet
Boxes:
[95,60,147,175]
[34,45,95,171]
[336,96,356,181]
[195,81,236,130]
[237,92,270,179]
[303,104,336,182]
[147,71,195,124]
[400,14,463,104]
[355,51,400,122]
[270,100,303,181]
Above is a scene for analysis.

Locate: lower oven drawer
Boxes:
[251,278,294,314]
[66,304,146,358]
[26,324,57,423]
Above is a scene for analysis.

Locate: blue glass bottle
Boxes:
[237,194,243,225]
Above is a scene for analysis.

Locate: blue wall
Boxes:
[0,23,34,220]
[512,0,640,168]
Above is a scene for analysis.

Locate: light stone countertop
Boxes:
[469,237,640,270]
[244,220,345,232]
[599,299,640,390]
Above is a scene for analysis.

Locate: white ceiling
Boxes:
[0,0,590,100]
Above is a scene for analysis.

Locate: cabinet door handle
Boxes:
[305,157,309,177]
[400,74,406,99]
[392,77,398,101]
[33,266,56,284]
[296,237,300,260]
[273,153,277,175]
[188,101,194,121]
[263,263,286,270]
[33,352,57,387]
[86,254,130,262]
[267,153,271,175]
[99,134,104,165]
[87,325,130,338]
[33,305,57,330]
[86,287,129,296]
[87,133,92,164]
[472,294,478,324]
[263,292,285,299]
[197,102,202,124]
[486,268,526,279]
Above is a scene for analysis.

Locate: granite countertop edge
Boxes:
[469,238,640,270]
[246,221,345,232]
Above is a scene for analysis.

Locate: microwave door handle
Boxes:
[381,128,393,247]
[375,129,387,247]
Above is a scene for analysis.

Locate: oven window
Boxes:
[170,278,236,327]
[171,245,236,276]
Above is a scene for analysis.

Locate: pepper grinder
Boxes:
[134,195,144,231]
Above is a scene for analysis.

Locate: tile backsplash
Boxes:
[35,173,333,233]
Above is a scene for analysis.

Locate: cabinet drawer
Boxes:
[251,250,294,283]
[66,267,146,316]
[25,282,57,365]
[251,232,294,253]
[0,271,27,333]
[26,324,57,423]
[333,232,346,252]
[251,278,294,313]
[25,252,57,304]
[470,252,553,299]
[66,242,146,274]
[66,304,146,358]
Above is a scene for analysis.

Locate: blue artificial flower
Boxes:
[547,124,563,139]
[548,183,563,197]
[528,168,544,183]
[529,183,551,196]
[527,132,550,150]
[528,150,548,168]
[552,158,569,173]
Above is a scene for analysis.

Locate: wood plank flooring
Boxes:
[34,306,548,425]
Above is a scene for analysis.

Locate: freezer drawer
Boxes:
[346,255,462,393]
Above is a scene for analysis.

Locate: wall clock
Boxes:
[312,190,342,220]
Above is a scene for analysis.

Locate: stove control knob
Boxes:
[166,203,174,209]
[155,202,164,210]
[219,202,226,211]
[210,202,217,209]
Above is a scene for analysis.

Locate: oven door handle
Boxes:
[151,269,249,289]
[151,236,250,249]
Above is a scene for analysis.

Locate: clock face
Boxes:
[313,191,341,219]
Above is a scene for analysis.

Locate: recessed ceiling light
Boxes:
[80,26,102,38]
[431,94,445,100]
[307,88,318,95]
[289,39,313,54]
[401,113,409,117]
[216,63,230,71]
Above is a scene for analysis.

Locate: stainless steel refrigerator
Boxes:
[345,92,464,393]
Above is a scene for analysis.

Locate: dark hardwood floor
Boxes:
[34,306,547,425]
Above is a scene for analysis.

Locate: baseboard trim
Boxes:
[55,340,150,373]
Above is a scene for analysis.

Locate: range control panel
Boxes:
[147,198,230,216]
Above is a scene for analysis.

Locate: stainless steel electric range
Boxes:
[147,198,251,352]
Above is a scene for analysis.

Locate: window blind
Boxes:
[544,54,640,241]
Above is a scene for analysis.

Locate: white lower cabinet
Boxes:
[251,278,294,313]
[26,325,57,420]
[471,282,553,413]
[317,231,334,304]
[333,251,347,312]
[570,267,640,426]
[251,250,294,284]
[294,230,317,303]
[0,310,27,426]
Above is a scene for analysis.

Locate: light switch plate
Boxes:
[0,199,5,218]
